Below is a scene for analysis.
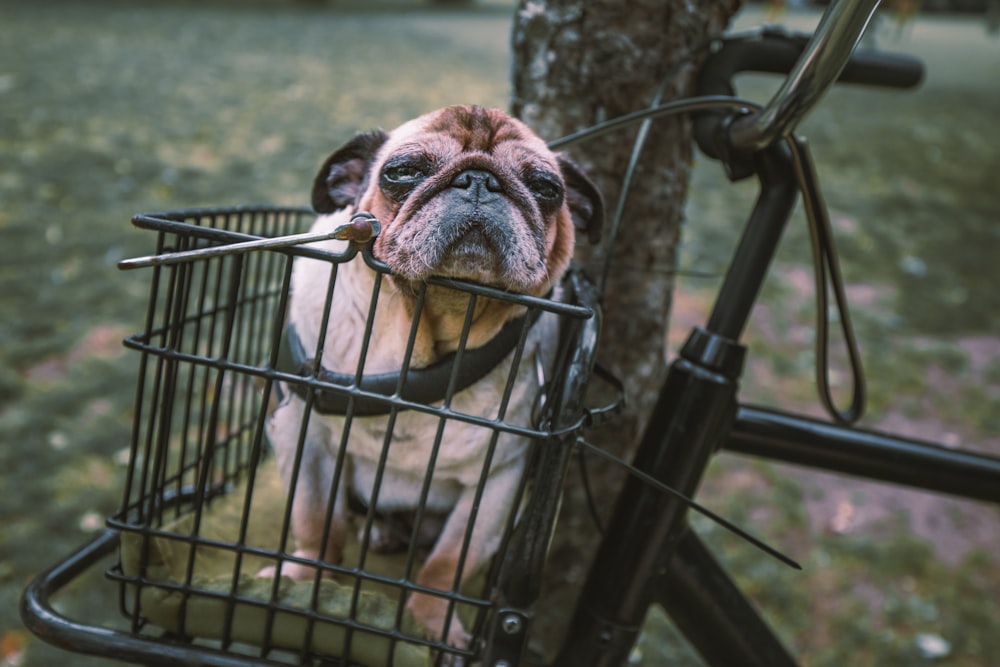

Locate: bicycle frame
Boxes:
[554,1,1000,666]
[556,143,1000,666]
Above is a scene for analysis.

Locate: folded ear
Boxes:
[311,130,389,213]
[558,155,604,245]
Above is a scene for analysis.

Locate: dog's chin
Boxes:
[433,241,547,293]
[436,232,508,282]
[390,257,535,295]
[382,230,545,293]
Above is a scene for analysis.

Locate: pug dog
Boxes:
[262,105,602,664]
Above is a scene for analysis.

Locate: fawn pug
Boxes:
[263,105,602,663]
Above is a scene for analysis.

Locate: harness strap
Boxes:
[278,307,541,416]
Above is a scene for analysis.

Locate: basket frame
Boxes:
[87,206,611,667]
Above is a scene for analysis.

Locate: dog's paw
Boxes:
[437,650,467,667]
[408,594,474,666]
[434,629,474,667]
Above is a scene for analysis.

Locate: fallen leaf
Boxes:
[1,629,29,667]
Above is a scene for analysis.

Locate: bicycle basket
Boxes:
[102,206,615,667]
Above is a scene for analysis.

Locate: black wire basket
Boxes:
[26,206,617,667]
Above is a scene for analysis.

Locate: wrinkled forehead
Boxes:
[379,106,558,171]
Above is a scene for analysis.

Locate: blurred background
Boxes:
[1,1,997,665]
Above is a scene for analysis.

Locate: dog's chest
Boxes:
[315,340,541,498]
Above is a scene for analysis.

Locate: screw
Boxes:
[501,613,523,635]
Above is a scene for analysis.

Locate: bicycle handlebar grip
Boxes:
[694,30,924,161]
[838,47,925,89]
[698,30,924,95]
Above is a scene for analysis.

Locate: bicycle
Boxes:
[20,0,1000,665]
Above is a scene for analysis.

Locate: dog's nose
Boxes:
[450,169,503,194]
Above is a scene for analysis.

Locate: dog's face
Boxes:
[311,105,602,296]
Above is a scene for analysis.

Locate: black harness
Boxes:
[277,308,541,417]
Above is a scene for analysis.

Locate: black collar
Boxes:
[278,308,541,416]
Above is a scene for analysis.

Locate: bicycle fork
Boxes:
[555,144,800,667]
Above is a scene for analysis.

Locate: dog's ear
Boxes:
[311,130,389,213]
[558,155,604,245]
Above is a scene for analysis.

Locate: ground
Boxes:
[1,2,998,666]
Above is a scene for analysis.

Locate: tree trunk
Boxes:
[510,0,741,655]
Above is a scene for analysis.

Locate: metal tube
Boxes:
[656,529,797,667]
[554,330,746,666]
[705,143,798,340]
[728,0,882,150]
[727,406,1000,504]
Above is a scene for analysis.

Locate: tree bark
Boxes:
[510,0,741,654]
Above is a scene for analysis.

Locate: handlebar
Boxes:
[732,0,885,149]
[695,0,924,165]
[688,0,925,423]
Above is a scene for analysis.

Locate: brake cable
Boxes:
[788,135,867,424]
[548,70,868,559]
[553,95,868,426]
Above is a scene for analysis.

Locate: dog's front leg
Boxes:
[261,391,348,580]
[407,460,525,665]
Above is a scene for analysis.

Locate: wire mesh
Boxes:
[104,207,604,666]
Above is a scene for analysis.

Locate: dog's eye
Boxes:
[380,159,429,201]
[382,163,426,184]
[528,176,563,207]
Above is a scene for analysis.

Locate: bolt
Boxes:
[332,212,380,244]
[500,613,523,635]
[494,661,512,667]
